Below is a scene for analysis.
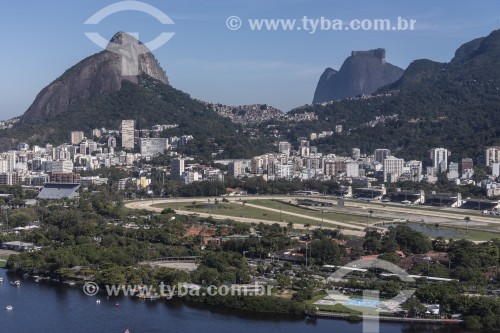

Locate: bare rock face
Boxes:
[312,48,403,104]
[19,32,168,125]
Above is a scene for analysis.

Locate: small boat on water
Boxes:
[0,277,3,283]
[115,302,120,307]
[96,299,101,304]
[5,305,13,311]
[124,330,130,333]
[10,280,20,287]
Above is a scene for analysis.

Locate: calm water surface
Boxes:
[0,269,469,333]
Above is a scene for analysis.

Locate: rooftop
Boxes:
[37,183,80,200]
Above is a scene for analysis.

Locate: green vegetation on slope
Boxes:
[0,76,271,159]
[286,29,500,161]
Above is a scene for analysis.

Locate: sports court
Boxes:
[344,298,381,308]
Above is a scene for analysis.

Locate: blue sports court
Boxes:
[344,298,381,308]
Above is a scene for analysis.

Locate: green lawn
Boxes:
[465,228,500,241]
[248,199,372,225]
[0,255,10,268]
[153,201,354,230]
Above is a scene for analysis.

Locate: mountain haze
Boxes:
[0,32,269,158]
[313,48,404,103]
[292,29,500,161]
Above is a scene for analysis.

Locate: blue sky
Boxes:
[0,0,499,118]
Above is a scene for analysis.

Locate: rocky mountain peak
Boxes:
[351,48,386,63]
[18,32,168,125]
[313,48,403,104]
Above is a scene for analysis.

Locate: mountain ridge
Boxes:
[289,29,500,161]
[313,48,404,104]
[18,32,168,125]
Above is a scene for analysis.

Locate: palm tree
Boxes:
[368,209,374,227]
[464,216,471,236]
[287,221,294,234]
[304,222,311,230]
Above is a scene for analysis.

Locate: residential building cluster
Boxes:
[4,118,500,201]
[219,141,500,198]
[0,120,194,191]
[206,103,318,125]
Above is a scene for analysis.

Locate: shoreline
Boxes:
[3,268,463,327]
[313,311,463,325]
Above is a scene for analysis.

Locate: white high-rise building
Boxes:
[278,142,291,156]
[139,138,169,157]
[447,162,459,180]
[0,159,8,173]
[406,160,423,182]
[275,164,293,179]
[54,145,70,160]
[492,162,500,177]
[3,152,16,172]
[352,148,361,160]
[228,161,245,177]
[485,147,500,167]
[430,148,449,173]
[383,156,404,183]
[70,131,85,145]
[250,156,265,174]
[108,137,117,148]
[171,158,185,180]
[182,171,199,184]
[121,120,135,149]
[51,160,74,173]
[92,129,102,138]
[346,161,359,178]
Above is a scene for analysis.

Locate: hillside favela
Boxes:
[2,1,500,333]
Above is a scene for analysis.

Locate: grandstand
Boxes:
[37,183,80,200]
[459,199,499,211]
[386,190,425,204]
[353,187,385,200]
[424,193,459,207]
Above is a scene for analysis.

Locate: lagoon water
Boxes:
[0,269,464,333]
